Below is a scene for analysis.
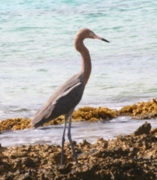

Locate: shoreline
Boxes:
[1,122,157,179]
[0,99,157,179]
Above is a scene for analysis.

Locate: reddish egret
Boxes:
[32,28,109,164]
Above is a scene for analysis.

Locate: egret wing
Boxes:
[32,81,84,127]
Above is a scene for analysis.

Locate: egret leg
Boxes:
[67,111,78,164]
[60,115,68,165]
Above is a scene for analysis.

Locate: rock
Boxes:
[1,123,157,179]
[134,122,151,136]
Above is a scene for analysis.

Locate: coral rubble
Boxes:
[1,122,157,179]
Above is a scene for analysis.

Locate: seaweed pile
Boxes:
[1,99,157,132]
[118,98,157,119]
[0,107,117,131]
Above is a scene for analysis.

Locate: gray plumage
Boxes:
[31,28,109,165]
[32,73,84,128]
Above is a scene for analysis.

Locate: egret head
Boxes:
[75,28,110,43]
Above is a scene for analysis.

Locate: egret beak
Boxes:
[94,35,110,43]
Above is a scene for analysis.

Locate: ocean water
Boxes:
[0,0,157,146]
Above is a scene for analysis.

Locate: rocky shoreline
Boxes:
[0,99,157,179]
[0,122,157,180]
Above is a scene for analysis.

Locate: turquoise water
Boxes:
[0,0,157,119]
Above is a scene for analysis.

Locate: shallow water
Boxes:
[1,117,157,147]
